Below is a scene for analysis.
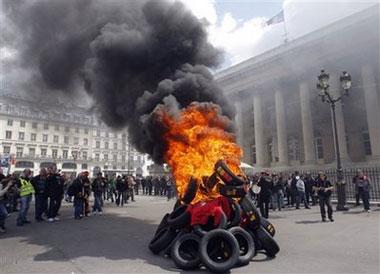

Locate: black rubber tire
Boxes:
[261,217,276,237]
[219,184,247,198]
[149,227,178,255]
[181,177,199,205]
[246,229,260,256]
[256,226,280,257]
[155,213,170,236]
[240,196,261,230]
[199,229,240,273]
[167,204,190,229]
[214,160,246,186]
[228,226,255,266]
[171,233,202,270]
[193,212,227,237]
[227,201,242,228]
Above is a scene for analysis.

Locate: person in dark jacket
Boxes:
[272,173,285,211]
[46,166,64,222]
[290,172,299,207]
[83,175,91,216]
[352,169,371,212]
[314,172,334,222]
[257,171,273,218]
[304,172,315,206]
[92,172,104,215]
[115,176,126,206]
[69,172,87,219]
[31,168,48,222]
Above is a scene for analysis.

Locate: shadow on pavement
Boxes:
[294,220,322,224]
[1,205,179,273]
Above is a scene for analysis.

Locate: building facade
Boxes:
[215,6,380,171]
[0,94,147,177]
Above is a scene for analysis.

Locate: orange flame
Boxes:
[162,103,243,204]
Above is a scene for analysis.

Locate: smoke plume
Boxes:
[3,0,235,163]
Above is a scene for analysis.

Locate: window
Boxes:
[5,131,12,139]
[82,163,88,170]
[31,133,36,141]
[20,120,25,127]
[362,131,372,156]
[62,150,68,159]
[96,141,100,149]
[122,154,126,162]
[113,154,117,161]
[43,123,49,130]
[16,147,23,157]
[64,136,69,145]
[40,148,47,157]
[84,128,89,134]
[52,149,58,158]
[96,130,100,137]
[53,135,59,143]
[251,145,257,164]
[105,142,109,149]
[315,137,324,160]
[113,165,117,170]
[95,153,100,162]
[54,125,59,131]
[65,126,70,132]
[29,148,36,156]
[74,137,79,145]
[71,151,78,159]
[82,151,88,160]
[288,138,300,161]
[83,138,88,146]
[113,143,117,150]
[42,134,48,142]
[3,146,10,154]
[75,127,79,133]
[32,122,37,129]
[7,119,13,126]
[104,154,108,161]
[18,132,25,141]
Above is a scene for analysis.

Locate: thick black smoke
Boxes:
[3,0,236,163]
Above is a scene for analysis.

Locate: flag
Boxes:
[266,10,284,25]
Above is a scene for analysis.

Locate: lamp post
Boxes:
[316,69,351,211]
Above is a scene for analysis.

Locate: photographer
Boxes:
[0,177,14,233]
[314,172,334,222]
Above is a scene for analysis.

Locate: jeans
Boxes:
[259,195,270,218]
[93,194,103,212]
[319,195,333,219]
[35,194,48,220]
[167,186,174,201]
[74,198,84,218]
[47,197,60,219]
[358,188,370,210]
[0,202,8,228]
[272,191,284,210]
[116,192,126,206]
[296,191,309,208]
[17,194,32,224]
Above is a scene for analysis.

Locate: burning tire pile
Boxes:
[149,160,279,273]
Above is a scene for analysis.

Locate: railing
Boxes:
[298,167,380,202]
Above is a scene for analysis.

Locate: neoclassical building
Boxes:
[215,6,380,170]
[0,94,147,177]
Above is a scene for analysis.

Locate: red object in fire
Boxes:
[188,196,231,227]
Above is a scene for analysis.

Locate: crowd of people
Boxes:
[0,166,175,234]
[0,166,373,234]
[249,169,372,221]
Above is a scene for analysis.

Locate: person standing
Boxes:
[314,172,334,222]
[272,173,284,211]
[147,176,153,195]
[92,172,104,215]
[352,169,371,212]
[31,168,48,222]
[296,175,310,209]
[46,167,64,222]
[83,173,91,216]
[69,172,86,220]
[107,175,116,203]
[16,169,35,226]
[127,175,136,202]
[115,175,126,206]
[257,171,273,218]
[304,172,315,206]
[165,176,174,201]
[0,178,13,233]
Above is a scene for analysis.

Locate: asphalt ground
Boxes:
[0,195,379,274]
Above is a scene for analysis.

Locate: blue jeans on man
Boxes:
[272,190,284,210]
[35,194,47,221]
[93,193,103,213]
[0,202,8,229]
[74,198,84,219]
[17,194,32,225]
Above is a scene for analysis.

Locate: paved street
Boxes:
[0,195,379,274]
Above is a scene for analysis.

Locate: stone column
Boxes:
[362,65,380,159]
[330,75,349,161]
[275,90,288,166]
[253,95,265,167]
[234,101,243,147]
[299,82,316,164]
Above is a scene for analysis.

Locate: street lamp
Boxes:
[316,69,352,211]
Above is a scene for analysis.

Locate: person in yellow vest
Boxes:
[16,169,35,226]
